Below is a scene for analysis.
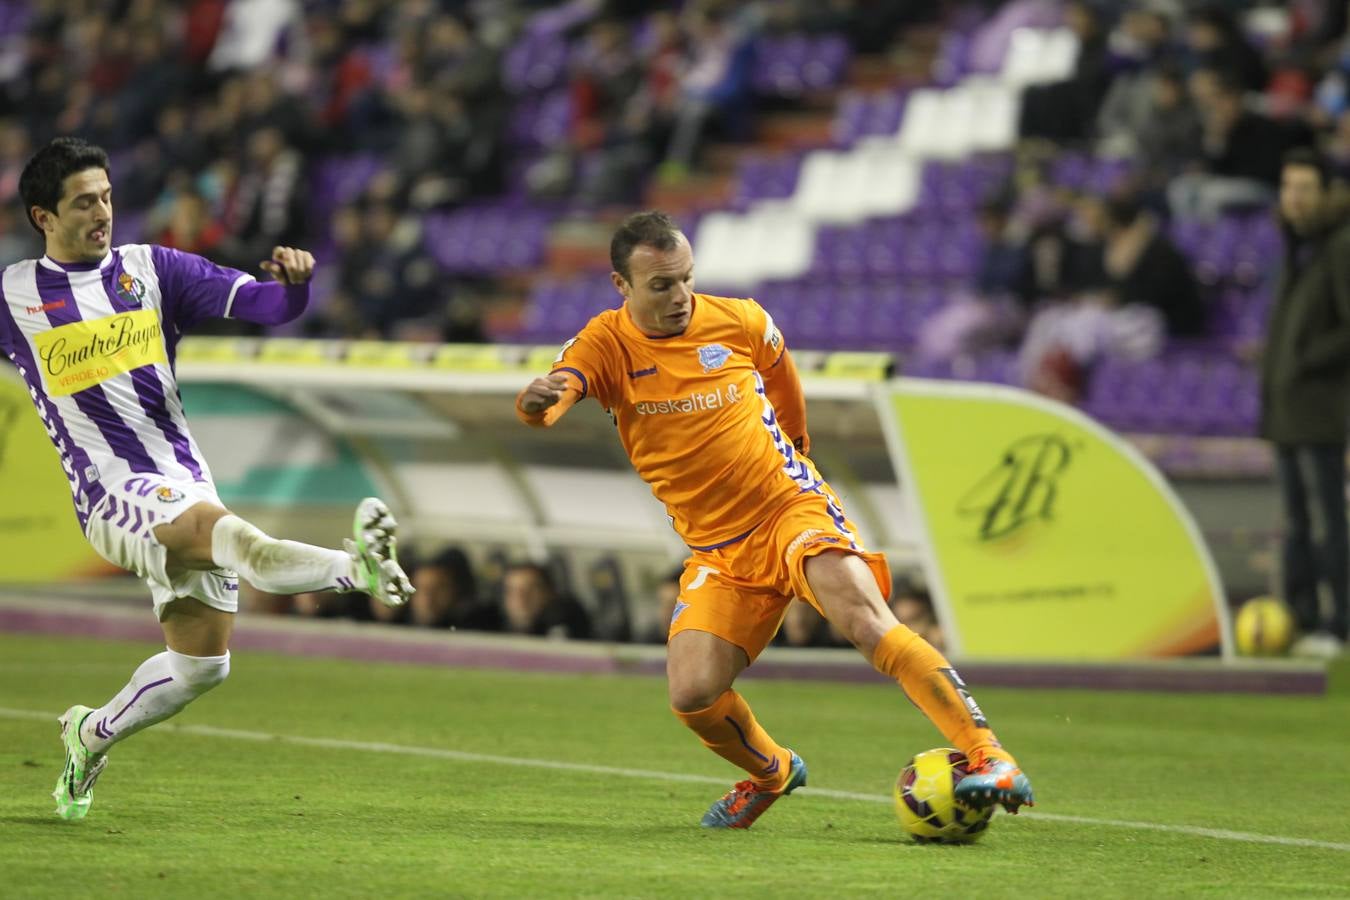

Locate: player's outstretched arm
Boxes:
[515,372,575,427]
[762,347,810,454]
[227,246,316,326]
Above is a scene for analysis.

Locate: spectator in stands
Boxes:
[1101,195,1204,336]
[1184,4,1268,93]
[1019,193,1196,402]
[777,598,833,648]
[501,561,593,640]
[1099,62,1203,183]
[661,2,758,174]
[1018,0,1115,145]
[217,127,307,274]
[154,105,211,177]
[1169,66,1303,220]
[302,201,368,338]
[1134,66,1204,185]
[395,546,501,631]
[585,556,635,642]
[342,197,440,338]
[1096,3,1181,151]
[628,9,684,155]
[1023,189,1109,304]
[155,186,227,256]
[1259,147,1350,657]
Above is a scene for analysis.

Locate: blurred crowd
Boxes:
[919,0,1350,401]
[0,0,918,340]
[243,544,946,649]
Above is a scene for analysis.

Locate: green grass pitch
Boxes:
[1,633,1347,898]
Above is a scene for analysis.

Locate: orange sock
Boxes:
[673,690,792,789]
[872,624,1015,769]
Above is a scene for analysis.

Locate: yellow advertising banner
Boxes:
[0,372,118,581]
[878,379,1230,660]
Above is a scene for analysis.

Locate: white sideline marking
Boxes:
[3,706,1347,853]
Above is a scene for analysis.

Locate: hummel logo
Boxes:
[26,299,66,315]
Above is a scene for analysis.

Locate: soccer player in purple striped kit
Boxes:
[0,137,416,820]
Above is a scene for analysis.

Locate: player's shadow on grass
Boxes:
[851,835,988,849]
[468,819,693,838]
[0,814,84,828]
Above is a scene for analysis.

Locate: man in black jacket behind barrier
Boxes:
[1260,147,1350,656]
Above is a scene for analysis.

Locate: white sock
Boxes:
[210,514,358,594]
[80,649,231,754]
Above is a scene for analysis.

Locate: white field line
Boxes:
[3,706,1347,853]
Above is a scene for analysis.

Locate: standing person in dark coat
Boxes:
[1260,147,1350,656]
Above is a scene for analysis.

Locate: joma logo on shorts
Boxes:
[634,383,740,415]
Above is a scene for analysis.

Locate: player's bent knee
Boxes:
[166,648,231,695]
[668,680,728,714]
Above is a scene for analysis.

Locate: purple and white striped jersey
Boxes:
[0,244,310,532]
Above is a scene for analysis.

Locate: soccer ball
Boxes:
[894,748,994,844]
[1233,596,1294,657]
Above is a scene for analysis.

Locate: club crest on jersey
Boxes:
[154,486,185,503]
[697,343,731,372]
[115,273,146,306]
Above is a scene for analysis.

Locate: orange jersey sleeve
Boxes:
[527,294,823,550]
[741,301,809,454]
[515,325,618,427]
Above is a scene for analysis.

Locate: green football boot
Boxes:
[52,705,108,821]
[346,497,413,607]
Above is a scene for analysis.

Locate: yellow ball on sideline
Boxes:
[1233,596,1295,657]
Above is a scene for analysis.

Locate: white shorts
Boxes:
[85,473,240,620]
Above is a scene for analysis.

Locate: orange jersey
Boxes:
[517,293,813,550]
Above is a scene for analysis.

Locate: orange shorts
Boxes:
[667,483,890,661]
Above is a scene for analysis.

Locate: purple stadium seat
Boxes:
[834,90,909,145]
[735,152,802,204]
[820,284,874,348]
[933,31,974,87]
[753,34,852,98]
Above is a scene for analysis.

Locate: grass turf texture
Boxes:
[1,633,1348,899]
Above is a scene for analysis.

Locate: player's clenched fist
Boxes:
[259,246,316,285]
[519,373,570,414]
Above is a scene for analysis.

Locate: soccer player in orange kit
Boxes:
[516,211,1033,828]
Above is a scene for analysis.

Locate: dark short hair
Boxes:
[1283,146,1329,186]
[610,210,682,282]
[505,561,556,595]
[424,546,478,599]
[18,137,111,234]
